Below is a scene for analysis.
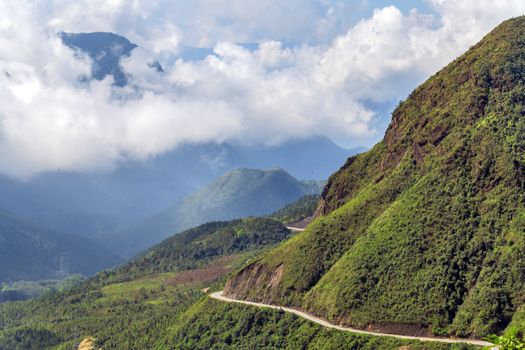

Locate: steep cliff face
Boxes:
[224,17,525,338]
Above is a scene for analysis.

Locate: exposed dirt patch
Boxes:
[268,264,284,289]
[169,254,241,286]
[169,265,229,285]
[295,307,432,338]
[224,261,283,303]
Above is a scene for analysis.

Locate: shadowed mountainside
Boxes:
[115,168,323,256]
[0,208,121,283]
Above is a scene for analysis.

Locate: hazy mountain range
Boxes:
[0,207,120,283]
[0,32,363,245]
[0,138,360,241]
[113,167,324,256]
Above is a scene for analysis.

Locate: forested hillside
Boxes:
[0,217,291,349]
[167,299,473,350]
[269,194,320,225]
[116,168,323,256]
[0,212,476,349]
[224,16,525,338]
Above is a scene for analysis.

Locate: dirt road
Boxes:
[210,291,494,348]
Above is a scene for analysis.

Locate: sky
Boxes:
[0,0,524,179]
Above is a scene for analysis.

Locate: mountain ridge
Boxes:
[114,167,324,256]
[224,16,525,338]
[0,137,358,242]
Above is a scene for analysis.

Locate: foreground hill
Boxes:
[0,217,292,349]
[167,298,469,350]
[116,168,323,256]
[0,208,121,283]
[0,215,469,350]
[224,16,525,338]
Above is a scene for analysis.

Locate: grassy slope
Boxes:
[167,298,475,350]
[0,269,206,349]
[0,218,291,349]
[0,214,475,350]
[224,17,525,338]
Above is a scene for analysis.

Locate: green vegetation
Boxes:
[485,335,525,350]
[224,16,525,339]
[2,214,474,349]
[270,194,320,224]
[118,167,323,256]
[0,275,85,302]
[0,217,292,349]
[116,217,291,279]
[485,334,525,349]
[0,272,202,349]
[168,298,475,350]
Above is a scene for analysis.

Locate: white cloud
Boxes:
[44,0,338,47]
[0,0,524,179]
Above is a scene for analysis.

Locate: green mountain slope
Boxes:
[167,298,471,350]
[117,168,323,256]
[0,215,470,350]
[0,208,121,283]
[224,17,525,338]
[117,217,292,279]
[269,194,320,225]
[0,217,292,349]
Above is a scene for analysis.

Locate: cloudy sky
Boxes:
[0,0,524,179]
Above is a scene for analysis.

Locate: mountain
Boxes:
[0,213,454,349]
[0,138,358,242]
[115,168,324,256]
[61,32,138,86]
[269,194,320,226]
[0,30,361,244]
[119,217,292,277]
[223,17,525,338]
[0,208,121,283]
[61,31,165,86]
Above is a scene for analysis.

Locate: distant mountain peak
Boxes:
[114,167,325,256]
[60,31,163,86]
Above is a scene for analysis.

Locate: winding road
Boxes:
[210,291,495,348]
[285,226,305,232]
